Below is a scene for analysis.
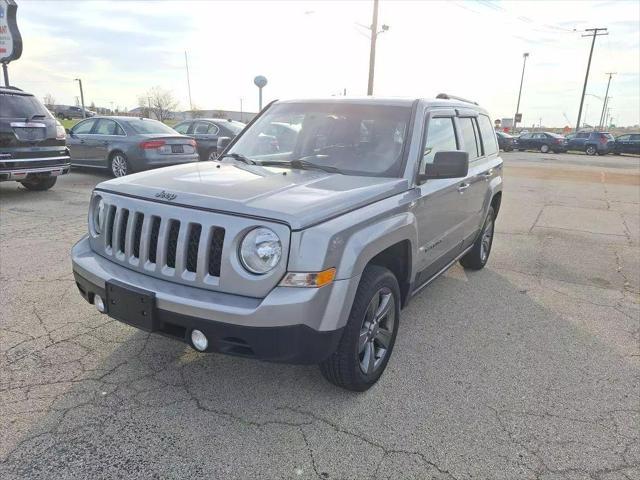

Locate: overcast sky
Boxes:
[10,0,640,127]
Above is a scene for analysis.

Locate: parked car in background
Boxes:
[496,131,517,152]
[517,132,567,153]
[566,131,614,155]
[173,118,245,160]
[0,86,70,190]
[56,106,97,120]
[612,133,640,155]
[66,116,199,177]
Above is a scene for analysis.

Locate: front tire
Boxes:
[109,152,130,177]
[20,176,57,191]
[540,144,550,153]
[460,206,495,270]
[320,265,400,391]
[207,149,218,161]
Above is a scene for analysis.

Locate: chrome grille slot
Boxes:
[132,213,144,259]
[208,228,225,277]
[186,224,201,273]
[105,206,116,249]
[166,220,180,269]
[148,216,161,263]
[117,209,129,254]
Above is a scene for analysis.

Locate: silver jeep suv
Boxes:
[71,95,503,391]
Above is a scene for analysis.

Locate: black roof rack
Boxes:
[0,85,24,91]
[436,93,478,105]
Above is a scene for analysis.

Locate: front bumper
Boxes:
[72,236,358,364]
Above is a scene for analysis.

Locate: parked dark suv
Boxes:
[517,132,567,153]
[0,86,70,190]
[173,118,245,160]
[56,106,96,120]
[496,131,517,152]
[566,131,614,155]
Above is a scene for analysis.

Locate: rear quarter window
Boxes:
[478,115,498,156]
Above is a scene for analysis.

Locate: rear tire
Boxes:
[460,206,495,270]
[585,145,597,155]
[109,152,131,177]
[319,265,400,392]
[20,176,57,191]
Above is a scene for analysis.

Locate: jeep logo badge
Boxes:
[155,191,177,201]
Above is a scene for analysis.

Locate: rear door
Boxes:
[91,119,125,166]
[629,134,640,154]
[67,119,97,164]
[412,111,468,285]
[193,121,220,158]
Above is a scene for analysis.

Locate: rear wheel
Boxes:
[20,176,57,191]
[540,144,550,153]
[585,145,597,155]
[109,152,130,177]
[460,206,495,270]
[319,265,400,391]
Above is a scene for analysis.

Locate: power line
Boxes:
[575,27,608,132]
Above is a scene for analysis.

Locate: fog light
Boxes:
[191,329,208,352]
[94,294,105,313]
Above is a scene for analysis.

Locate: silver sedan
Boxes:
[66,116,199,177]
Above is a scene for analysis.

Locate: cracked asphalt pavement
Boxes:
[1,151,639,479]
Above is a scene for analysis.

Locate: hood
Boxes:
[96,162,408,230]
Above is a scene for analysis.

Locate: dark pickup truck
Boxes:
[0,87,70,190]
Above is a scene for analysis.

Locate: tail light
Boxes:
[186,139,196,147]
[556,139,562,144]
[140,140,166,149]
[55,125,66,140]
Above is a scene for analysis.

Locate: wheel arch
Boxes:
[368,240,412,308]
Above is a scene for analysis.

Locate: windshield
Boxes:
[124,118,177,135]
[228,102,412,177]
[0,93,52,118]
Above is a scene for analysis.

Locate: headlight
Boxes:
[239,227,282,274]
[92,196,106,235]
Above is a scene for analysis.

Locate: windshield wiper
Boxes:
[258,159,342,174]
[218,152,256,165]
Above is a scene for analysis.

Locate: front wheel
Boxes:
[109,152,130,177]
[460,206,495,270]
[540,144,550,153]
[207,149,218,161]
[20,176,57,191]
[319,265,400,391]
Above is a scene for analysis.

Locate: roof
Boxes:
[276,96,489,113]
[0,86,30,95]
[88,116,162,121]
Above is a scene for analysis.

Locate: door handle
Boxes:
[457,182,470,193]
[80,139,85,144]
[481,169,493,180]
[102,141,109,146]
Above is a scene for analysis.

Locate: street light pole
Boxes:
[184,50,193,111]
[513,52,529,133]
[575,27,608,132]
[598,72,615,129]
[74,78,86,119]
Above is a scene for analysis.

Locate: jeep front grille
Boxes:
[101,204,225,281]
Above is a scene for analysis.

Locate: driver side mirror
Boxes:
[418,151,469,183]
[216,136,231,156]
[65,128,72,135]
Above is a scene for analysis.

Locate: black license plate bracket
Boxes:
[105,280,158,331]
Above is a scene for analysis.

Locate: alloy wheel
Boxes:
[111,155,128,177]
[358,287,396,375]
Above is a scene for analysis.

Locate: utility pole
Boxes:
[367,0,379,95]
[575,28,608,132]
[513,52,529,133]
[366,0,388,95]
[598,72,615,129]
[184,50,193,111]
[74,78,86,118]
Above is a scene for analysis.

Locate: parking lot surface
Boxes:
[1,152,639,480]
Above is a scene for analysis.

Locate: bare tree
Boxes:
[189,104,204,119]
[139,86,178,122]
[43,93,56,108]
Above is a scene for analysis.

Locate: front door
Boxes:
[412,113,468,286]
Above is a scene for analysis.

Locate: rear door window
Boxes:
[173,122,191,135]
[459,117,480,159]
[94,119,118,135]
[422,117,458,168]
